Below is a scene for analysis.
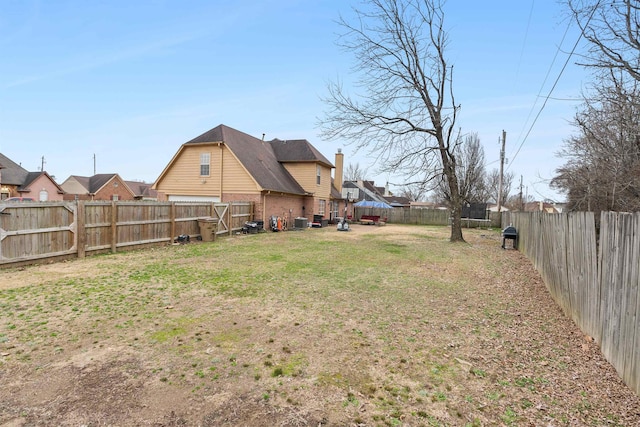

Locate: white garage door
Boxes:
[168,195,220,202]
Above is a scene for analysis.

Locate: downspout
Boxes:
[219,144,223,202]
[262,191,269,225]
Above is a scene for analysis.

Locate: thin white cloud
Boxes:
[3,30,209,90]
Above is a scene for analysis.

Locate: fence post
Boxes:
[228,202,233,236]
[77,201,86,259]
[170,202,176,243]
[111,201,118,253]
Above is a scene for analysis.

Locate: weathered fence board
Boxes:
[353,207,500,227]
[504,210,639,395]
[0,200,253,266]
[598,212,640,394]
[567,212,598,337]
[0,202,76,263]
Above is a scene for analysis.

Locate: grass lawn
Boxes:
[0,224,638,426]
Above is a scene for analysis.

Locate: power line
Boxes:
[513,0,536,88]
[512,15,572,157]
[540,95,584,101]
[507,1,601,171]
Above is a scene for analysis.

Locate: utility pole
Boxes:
[497,130,506,213]
[93,154,96,175]
[519,175,524,211]
[40,156,46,172]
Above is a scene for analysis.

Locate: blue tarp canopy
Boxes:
[354,199,393,209]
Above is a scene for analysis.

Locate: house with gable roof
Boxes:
[60,174,137,201]
[0,153,64,201]
[124,180,159,201]
[153,124,345,225]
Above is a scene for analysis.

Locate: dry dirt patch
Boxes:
[1,224,638,426]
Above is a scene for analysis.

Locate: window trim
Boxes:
[200,153,211,177]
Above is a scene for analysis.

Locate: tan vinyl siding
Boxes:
[156,144,221,196]
[283,163,332,198]
[155,144,260,197]
[221,148,261,194]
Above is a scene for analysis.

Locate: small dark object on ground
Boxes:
[176,234,190,244]
[243,221,264,234]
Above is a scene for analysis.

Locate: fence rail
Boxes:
[503,211,639,395]
[0,201,253,267]
[354,207,501,227]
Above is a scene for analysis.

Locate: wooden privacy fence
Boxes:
[503,211,639,395]
[354,207,501,227]
[0,201,253,267]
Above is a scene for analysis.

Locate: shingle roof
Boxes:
[20,172,43,190]
[0,153,29,185]
[68,174,119,194]
[125,181,158,198]
[269,139,334,168]
[18,172,64,193]
[185,125,309,195]
[69,175,91,192]
[383,195,411,207]
[89,174,118,193]
[344,180,389,203]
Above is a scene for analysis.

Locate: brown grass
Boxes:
[0,224,638,426]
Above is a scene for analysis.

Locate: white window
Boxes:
[200,153,211,176]
[316,165,321,185]
[319,199,326,215]
[112,194,119,201]
[39,189,49,201]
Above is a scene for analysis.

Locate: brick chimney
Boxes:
[334,148,344,195]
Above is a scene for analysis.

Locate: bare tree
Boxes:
[343,162,368,181]
[556,1,640,213]
[435,133,487,204]
[319,0,464,242]
[567,0,640,82]
[398,183,429,201]
[485,169,514,208]
[552,70,640,213]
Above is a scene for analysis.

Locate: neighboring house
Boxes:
[19,172,65,201]
[341,179,410,217]
[125,181,158,201]
[153,124,344,224]
[0,153,64,201]
[410,201,449,210]
[383,194,411,208]
[488,201,561,213]
[487,203,510,213]
[524,201,560,213]
[60,174,136,201]
[343,180,383,204]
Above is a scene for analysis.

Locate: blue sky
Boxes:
[1,1,588,202]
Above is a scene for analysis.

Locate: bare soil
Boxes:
[0,224,638,426]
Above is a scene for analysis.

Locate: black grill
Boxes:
[501,226,518,249]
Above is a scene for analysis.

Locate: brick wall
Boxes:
[95,181,135,200]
